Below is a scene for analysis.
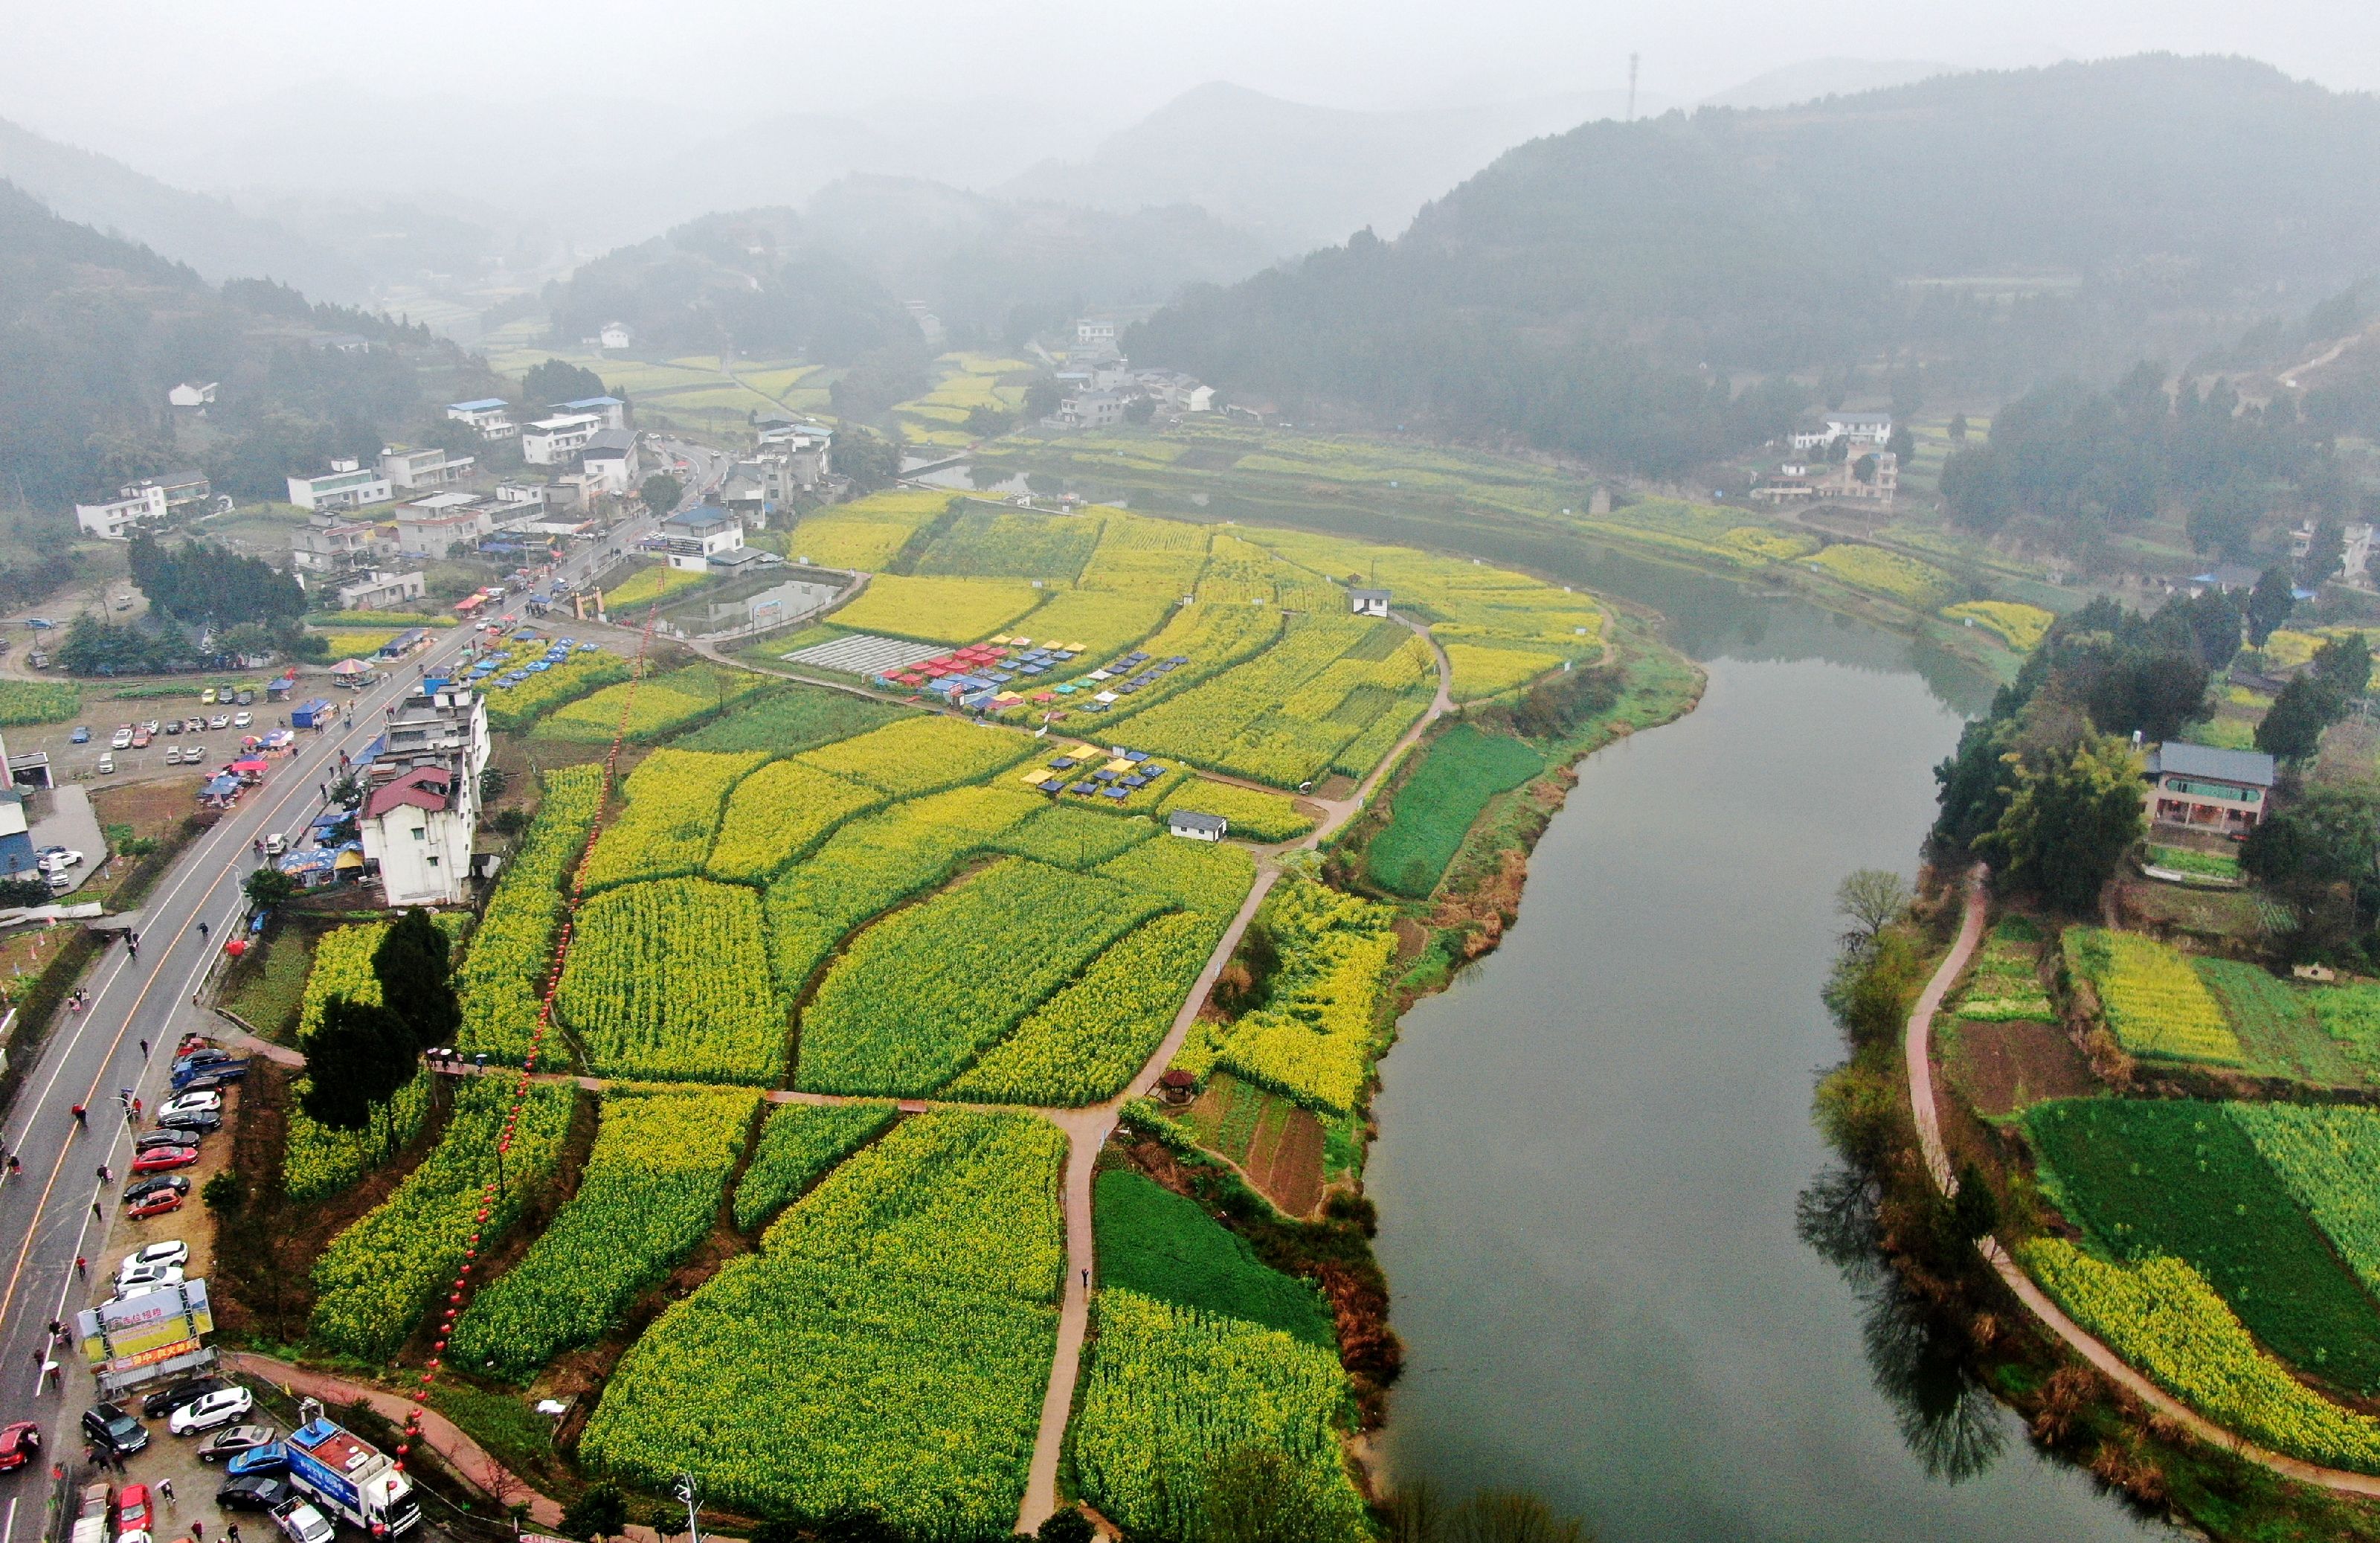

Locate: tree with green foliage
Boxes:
[2247,565,2298,645]
[2242,780,2380,889]
[129,534,307,628]
[1034,1510,1094,1543]
[559,1483,627,1543]
[1023,379,1061,422]
[300,998,416,1154]
[373,907,460,1053]
[640,472,684,518]
[1947,413,1969,442]
[520,359,607,408]
[2302,519,2348,586]
[1835,869,1911,952]
[243,866,300,910]
[1885,422,1917,464]
[1978,733,2145,913]
[2313,632,2374,702]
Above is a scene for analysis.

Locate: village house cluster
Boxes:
[1046,318,1215,430]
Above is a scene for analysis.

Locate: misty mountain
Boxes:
[0,116,367,303]
[541,211,923,363]
[998,81,1634,253]
[1699,57,1958,109]
[800,176,1275,336]
[0,180,498,513]
[1130,55,2380,477]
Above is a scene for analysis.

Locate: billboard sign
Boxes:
[77,1279,213,1369]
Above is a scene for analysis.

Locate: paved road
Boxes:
[0,441,724,1514]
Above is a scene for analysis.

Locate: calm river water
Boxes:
[1369,562,2166,1542]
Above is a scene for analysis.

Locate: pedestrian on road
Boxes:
[89,1200,100,1220]
[138,1039,147,1059]
[158,1478,174,1506]
[72,1256,85,1278]
[225,1524,238,1543]
[192,1518,204,1540]
[197,921,208,941]
[94,1164,110,1184]
[69,1103,85,1128]
[45,1319,58,1339]
[131,1098,141,1120]
[1081,1268,1089,1289]
[7,1155,19,1175]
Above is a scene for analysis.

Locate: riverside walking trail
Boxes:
[1905,868,2380,1500]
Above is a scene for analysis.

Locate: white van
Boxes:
[96,754,116,774]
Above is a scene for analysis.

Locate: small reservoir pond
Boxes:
[1369,565,2166,1542]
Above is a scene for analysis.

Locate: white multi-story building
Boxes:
[73,483,169,540]
[290,515,387,574]
[522,414,604,465]
[289,458,396,513]
[599,322,632,350]
[358,686,489,907]
[578,429,641,494]
[655,509,744,571]
[551,396,629,432]
[380,445,476,490]
[335,569,427,610]
[395,495,494,557]
[445,399,516,440]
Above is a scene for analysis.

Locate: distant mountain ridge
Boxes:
[0,116,365,302]
[1129,55,2380,475]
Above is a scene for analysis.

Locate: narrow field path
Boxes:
[1905,869,2380,1499]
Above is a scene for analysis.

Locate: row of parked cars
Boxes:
[120,1044,248,1215]
[65,1425,335,1543]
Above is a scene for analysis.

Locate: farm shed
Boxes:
[1168,811,1228,841]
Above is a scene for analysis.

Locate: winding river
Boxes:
[1369,563,2166,1542]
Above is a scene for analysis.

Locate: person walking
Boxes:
[224,1524,238,1543]
[138,1039,147,1059]
[94,1164,110,1184]
[197,921,208,942]
[191,1518,204,1541]
[72,1256,85,1279]
[158,1478,174,1507]
[89,1200,100,1220]
[68,1103,85,1129]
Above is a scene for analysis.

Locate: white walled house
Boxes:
[578,429,641,494]
[551,396,629,432]
[380,445,475,490]
[168,382,219,410]
[522,414,604,465]
[358,687,489,908]
[394,498,494,557]
[599,322,632,350]
[73,483,168,540]
[335,568,427,610]
[446,399,516,440]
[656,509,743,571]
[290,515,386,574]
[1168,810,1227,841]
[289,458,395,512]
[1349,588,1392,617]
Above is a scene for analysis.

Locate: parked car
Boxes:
[141,1376,228,1419]
[232,711,253,729]
[24,617,54,630]
[111,1263,183,1298]
[114,1483,149,1534]
[157,1090,221,1120]
[69,726,89,744]
[263,833,286,856]
[270,1498,332,1543]
[216,1478,292,1514]
[130,1145,198,1174]
[39,849,83,874]
[225,1443,287,1481]
[122,1174,190,1206]
[109,728,132,750]
[96,754,115,775]
[186,745,207,764]
[208,715,229,731]
[201,688,216,705]
[176,1047,234,1071]
[124,1190,182,1219]
[140,720,159,736]
[167,1388,252,1435]
[198,1424,276,1463]
[0,1421,40,1471]
[133,1128,199,1152]
[162,719,181,736]
[172,1069,242,1096]
[129,730,148,750]
[155,1109,222,1137]
[119,1241,187,1274]
[82,1404,147,1457]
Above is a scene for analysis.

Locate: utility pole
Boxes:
[1627,54,1640,122]
[674,1475,701,1543]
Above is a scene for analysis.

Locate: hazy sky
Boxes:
[7,0,2378,153]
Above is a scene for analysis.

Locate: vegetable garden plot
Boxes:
[483,652,631,732]
[1071,1289,1366,1543]
[557,878,786,1085]
[2309,984,2380,1075]
[583,1111,1065,1536]
[1955,918,2054,1021]
[784,490,955,571]
[604,562,711,609]
[796,858,1167,1095]
[2196,958,2360,1085]
[1809,545,1959,608]
[2231,1102,2380,1300]
[1439,643,1561,700]
[913,507,1104,583]
[450,1085,760,1380]
[733,1102,898,1231]
[1942,600,2053,652]
[2061,927,2245,1064]
[309,1080,577,1358]
[793,713,1034,798]
[994,804,1157,869]
[763,784,1045,996]
[1155,778,1315,843]
[579,749,767,891]
[295,923,389,1042]
[672,682,914,754]
[1096,835,1258,920]
[1076,512,1212,596]
[829,574,1043,644]
[1183,879,1397,1116]
[1365,725,1545,897]
[705,760,886,883]
[544,664,768,744]
[1091,1169,1335,1346]
[2023,1097,2380,1393]
[942,911,1220,1106]
[1000,588,1172,664]
[2020,1237,2380,1475]
[285,1071,432,1204]
[458,766,607,1062]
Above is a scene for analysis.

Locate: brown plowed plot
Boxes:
[1177,1072,1327,1216]
[1944,1017,2099,1117]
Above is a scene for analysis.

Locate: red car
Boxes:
[126,1190,182,1219]
[116,1484,149,1531]
[0,1421,39,1471]
[130,1146,198,1174]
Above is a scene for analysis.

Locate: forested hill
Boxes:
[0,181,500,513]
[1130,56,2380,477]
